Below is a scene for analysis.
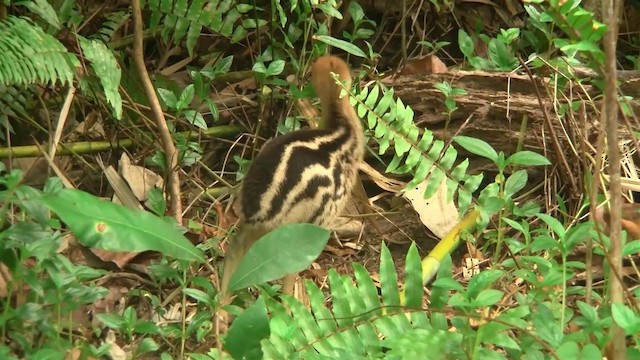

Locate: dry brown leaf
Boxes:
[4,157,71,186]
[74,111,106,139]
[0,262,12,298]
[118,153,164,203]
[398,55,448,76]
[91,248,139,269]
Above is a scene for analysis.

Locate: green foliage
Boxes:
[0,16,79,86]
[524,0,606,65]
[351,83,482,215]
[434,81,468,118]
[0,169,211,358]
[458,29,520,71]
[258,243,441,358]
[147,0,255,55]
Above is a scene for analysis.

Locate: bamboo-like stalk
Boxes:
[0,125,241,159]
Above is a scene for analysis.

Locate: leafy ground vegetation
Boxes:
[1,0,640,359]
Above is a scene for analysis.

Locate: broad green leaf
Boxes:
[556,341,579,360]
[623,240,640,256]
[21,0,61,29]
[252,62,267,74]
[579,344,602,360]
[225,296,269,360]
[506,151,550,166]
[38,188,203,262]
[453,136,498,163]
[227,224,330,291]
[184,110,207,129]
[314,35,367,58]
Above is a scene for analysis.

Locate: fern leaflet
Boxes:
[350,83,483,215]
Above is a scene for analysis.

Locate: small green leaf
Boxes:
[252,62,267,74]
[157,88,178,108]
[467,269,504,298]
[612,303,640,335]
[453,136,498,162]
[623,240,640,256]
[183,110,207,130]
[96,313,124,329]
[227,224,330,291]
[458,29,475,59]
[404,242,423,308]
[137,338,160,354]
[177,84,195,111]
[266,60,285,76]
[473,289,503,307]
[506,151,551,166]
[536,213,566,238]
[182,288,212,304]
[379,242,401,306]
[314,35,367,58]
[503,170,528,198]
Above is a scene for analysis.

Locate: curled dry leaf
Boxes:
[118,153,164,203]
[398,55,448,76]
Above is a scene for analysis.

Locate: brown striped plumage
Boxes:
[220,56,364,294]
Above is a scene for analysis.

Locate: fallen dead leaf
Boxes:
[398,55,448,76]
[118,153,164,203]
[403,174,458,239]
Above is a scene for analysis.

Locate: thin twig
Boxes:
[602,0,626,357]
[131,0,183,224]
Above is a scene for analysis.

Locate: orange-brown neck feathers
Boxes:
[311,56,354,128]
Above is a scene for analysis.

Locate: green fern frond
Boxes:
[0,16,78,86]
[94,11,131,43]
[0,84,32,118]
[147,0,254,55]
[79,37,123,119]
[262,243,436,359]
[350,83,483,215]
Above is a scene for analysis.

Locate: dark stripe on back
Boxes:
[289,175,332,209]
[261,127,351,220]
[309,192,333,224]
[241,127,346,221]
